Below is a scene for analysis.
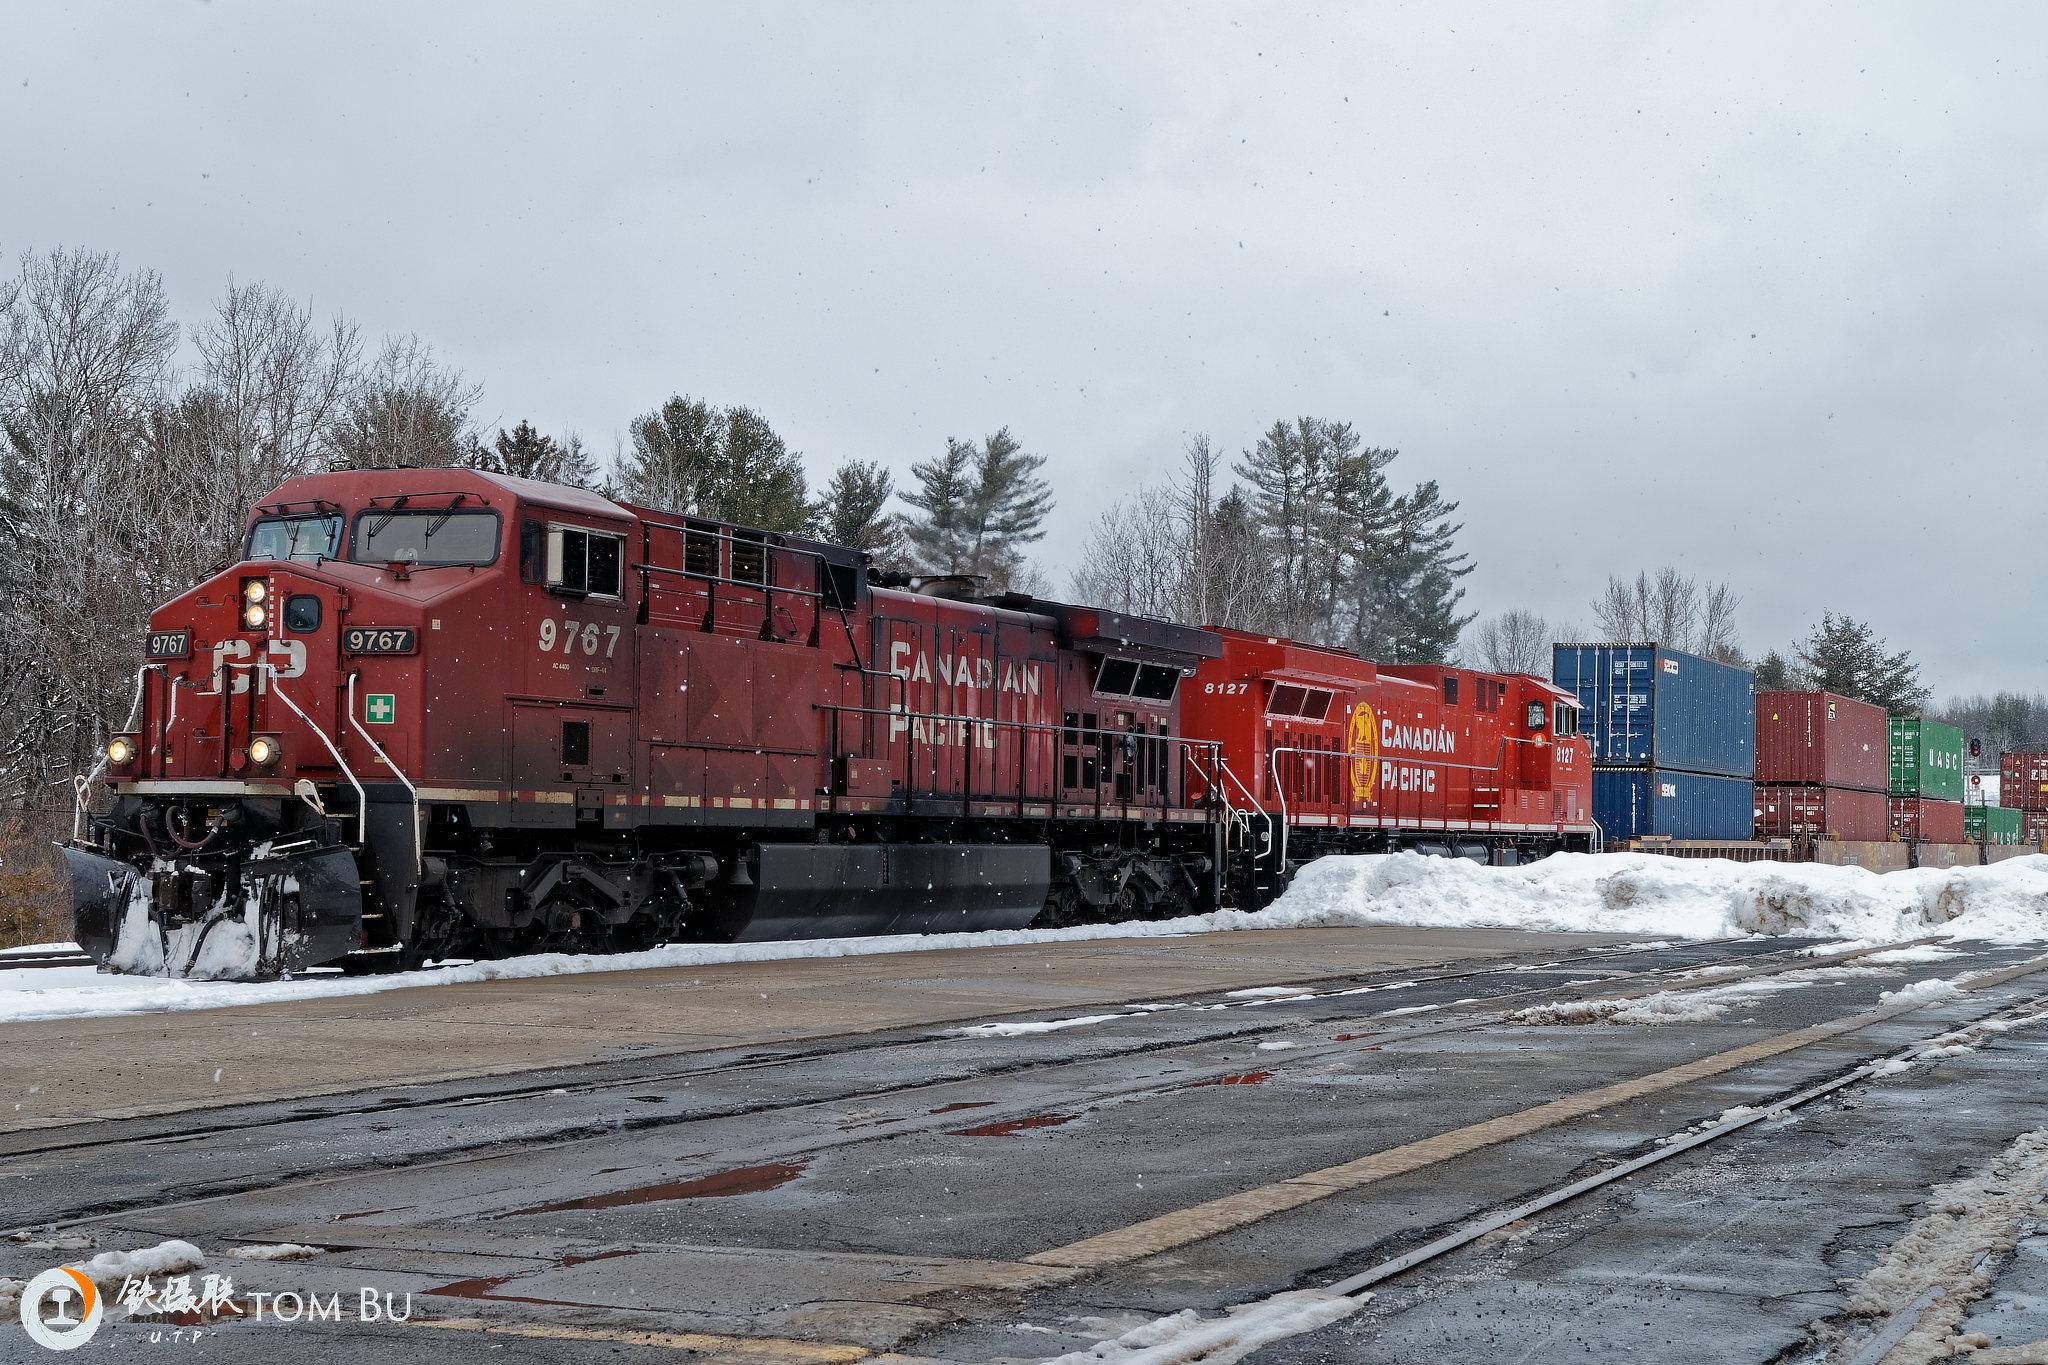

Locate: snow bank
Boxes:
[73,1239,205,1285]
[1270,852,2048,946]
[9,852,2048,1026]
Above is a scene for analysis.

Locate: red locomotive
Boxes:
[66,469,1594,980]
[1182,630,1594,897]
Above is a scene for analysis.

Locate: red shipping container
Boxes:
[1755,785,1889,841]
[2025,810,2048,845]
[2001,752,2048,811]
[1890,797,1966,844]
[1755,691,1889,792]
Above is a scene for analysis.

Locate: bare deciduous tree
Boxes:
[326,333,478,470]
[1468,609,1553,675]
[1591,568,1743,663]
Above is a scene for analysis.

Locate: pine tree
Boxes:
[1795,613,1927,713]
[468,420,601,488]
[900,428,1053,587]
[1361,480,1475,662]
[1754,650,1795,691]
[618,396,811,532]
[711,407,812,532]
[813,459,903,564]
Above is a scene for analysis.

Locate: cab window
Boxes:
[353,510,500,565]
[246,514,341,562]
[1554,702,1580,736]
[546,525,626,598]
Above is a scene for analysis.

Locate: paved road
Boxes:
[7,926,2048,1363]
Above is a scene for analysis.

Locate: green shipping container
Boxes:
[1890,717,1966,801]
[1966,804,2024,844]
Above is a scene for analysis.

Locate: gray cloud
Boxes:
[7,2,2045,695]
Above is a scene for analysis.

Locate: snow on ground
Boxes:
[7,852,2048,1026]
[1044,1288,1363,1364]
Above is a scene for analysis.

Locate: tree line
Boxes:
[0,248,1093,817]
[1067,421,1475,662]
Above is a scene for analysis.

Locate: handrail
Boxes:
[263,667,367,846]
[73,663,159,840]
[813,700,1223,817]
[346,673,422,873]
[1264,733,1590,866]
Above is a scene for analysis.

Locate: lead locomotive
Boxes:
[67,468,1594,980]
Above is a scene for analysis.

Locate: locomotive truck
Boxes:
[64,468,1596,980]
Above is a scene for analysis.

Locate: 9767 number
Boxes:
[540,618,619,659]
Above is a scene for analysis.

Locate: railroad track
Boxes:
[0,949,92,971]
[0,934,1952,1229]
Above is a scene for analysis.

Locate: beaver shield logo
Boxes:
[1348,703,1380,803]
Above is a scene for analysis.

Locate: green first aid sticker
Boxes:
[365,693,396,725]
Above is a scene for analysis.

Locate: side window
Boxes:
[546,526,625,598]
[520,520,545,584]
[1443,676,1460,706]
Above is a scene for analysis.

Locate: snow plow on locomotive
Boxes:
[65,468,1237,980]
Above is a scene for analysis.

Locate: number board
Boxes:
[343,626,418,655]
[146,630,191,660]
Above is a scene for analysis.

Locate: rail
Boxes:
[346,672,422,873]
[1184,747,1272,862]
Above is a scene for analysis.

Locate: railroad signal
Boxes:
[1969,737,1982,758]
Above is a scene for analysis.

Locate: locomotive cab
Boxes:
[65,469,608,978]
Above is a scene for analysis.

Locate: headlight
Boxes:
[243,603,268,629]
[247,736,280,766]
[105,736,136,765]
[243,580,268,605]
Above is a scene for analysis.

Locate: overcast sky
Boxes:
[8,3,2045,696]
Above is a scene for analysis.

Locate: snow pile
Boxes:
[1269,852,2048,946]
[1506,975,1813,1027]
[226,1243,321,1261]
[1044,1288,1363,1364]
[73,1239,205,1286]
[949,1014,1125,1039]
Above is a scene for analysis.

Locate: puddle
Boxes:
[503,1161,808,1216]
[430,1250,636,1302]
[1184,1071,1271,1088]
[946,1112,1074,1137]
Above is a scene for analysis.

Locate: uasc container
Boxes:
[1889,718,1965,802]
[1553,644,1756,779]
[1754,691,1888,792]
[1966,804,2024,845]
[2023,810,2048,846]
[2000,752,2048,811]
[1594,769,1754,842]
[1754,785,1889,841]
[1889,796,1965,844]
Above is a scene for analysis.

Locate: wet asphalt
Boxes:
[6,932,2048,1363]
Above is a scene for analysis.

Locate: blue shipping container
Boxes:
[1552,643,1756,778]
[1593,769,1756,841]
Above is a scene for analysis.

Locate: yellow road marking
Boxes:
[1023,951,2048,1271]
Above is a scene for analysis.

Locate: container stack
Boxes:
[1889,717,1966,844]
[1966,804,2024,845]
[1552,644,1756,842]
[1998,751,2048,845]
[1751,691,1889,840]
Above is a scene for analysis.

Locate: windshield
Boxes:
[246,515,342,562]
[351,510,500,565]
